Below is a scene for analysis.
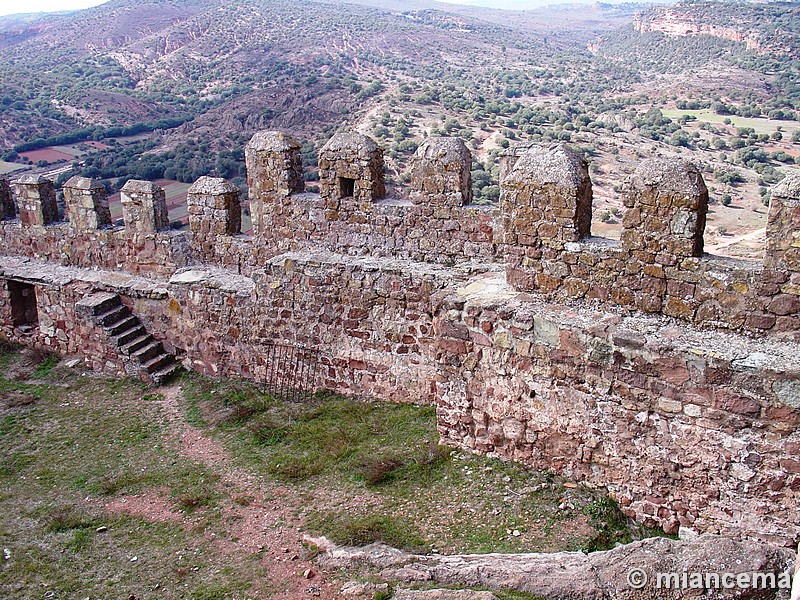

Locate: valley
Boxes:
[0,0,798,257]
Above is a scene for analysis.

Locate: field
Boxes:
[19,140,116,165]
[0,161,27,175]
[108,179,193,226]
[661,110,800,136]
[18,148,74,163]
[0,347,661,599]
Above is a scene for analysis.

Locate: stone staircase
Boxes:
[76,291,180,384]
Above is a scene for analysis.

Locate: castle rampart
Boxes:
[0,131,798,546]
[504,145,800,335]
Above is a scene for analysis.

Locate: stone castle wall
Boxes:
[0,263,130,377]
[0,130,798,546]
[434,276,800,545]
[241,133,500,268]
[504,145,800,336]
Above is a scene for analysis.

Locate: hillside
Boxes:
[632,1,800,54]
[0,0,634,149]
[0,0,798,256]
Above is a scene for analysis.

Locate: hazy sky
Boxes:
[0,0,108,17]
[436,0,549,8]
[0,0,575,19]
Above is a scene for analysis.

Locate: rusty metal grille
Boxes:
[260,343,320,402]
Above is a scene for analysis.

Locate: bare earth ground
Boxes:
[102,385,339,599]
[0,352,658,599]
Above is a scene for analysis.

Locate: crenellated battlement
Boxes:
[503,145,800,334]
[1,131,798,336]
[0,131,798,545]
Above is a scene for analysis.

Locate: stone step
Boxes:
[131,341,162,364]
[105,315,140,337]
[142,353,173,375]
[78,291,178,385]
[96,304,130,328]
[113,325,147,347]
[119,334,153,356]
[151,361,181,385]
[75,291,121,317]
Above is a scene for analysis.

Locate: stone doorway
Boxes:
[8,281,38,331]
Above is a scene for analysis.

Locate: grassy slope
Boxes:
[1,349,663,598]
[182,374,663,556]
[0,353,266,599]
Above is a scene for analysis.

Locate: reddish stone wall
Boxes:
[244,132,501,266]
[0,221,190,276]
[255,193,500,265]
[503,146,800,337]
[1,135,799,546]
[433,278,800,546]
[0,278,126,377]
[131,252,471,404]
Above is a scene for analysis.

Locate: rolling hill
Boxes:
[0,0,798,256]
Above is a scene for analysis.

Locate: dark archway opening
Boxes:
[9,281,38,331]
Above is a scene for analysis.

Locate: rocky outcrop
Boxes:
[633,10,762,52]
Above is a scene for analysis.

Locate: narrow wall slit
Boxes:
[8,281,39,331]
[339,177,355,198]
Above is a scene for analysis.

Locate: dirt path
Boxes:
[103,384,341,600]
[705,226,766,254]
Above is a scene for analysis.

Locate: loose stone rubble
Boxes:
[0,130,797,545]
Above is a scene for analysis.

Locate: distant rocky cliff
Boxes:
[633,8,763,52]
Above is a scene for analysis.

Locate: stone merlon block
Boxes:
[63,176,112,231]
[319,132,385,204]
[765,174,800,272]
[622,158,708,258]
[626,158,708,206]
[247,130,303,154]
[245,130,304,236]
[498,142,536,183]
[188,177,240,196]
[14,174,58,227]
[502,143,592,247]
[0,177,15,220]
[120,179,169,235]
[321,132,380,158]
[187,176,241,236]
[410,137,473,207]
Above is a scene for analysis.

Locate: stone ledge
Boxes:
[0,255,169,299]
[266,249,499,280]
[169,267,256,295]
[451,271,800,374]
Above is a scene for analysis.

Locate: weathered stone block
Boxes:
[245,130,304,236]
[187,176,241,237]
[765,174,800,273]
[502,143,592,253]
[318,132,384,206]
[0,177,15,220]
[623,158,708,258]
[14,174,58,227]
[63,176,111,231]
[120,179,169,235]
[409,137,472,207]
